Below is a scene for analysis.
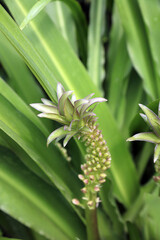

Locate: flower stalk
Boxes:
[85,206,100,240]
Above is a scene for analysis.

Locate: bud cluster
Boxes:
[77,121,111,209]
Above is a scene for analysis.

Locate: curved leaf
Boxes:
[47,126,69,145]
[20,0,87,62]
[87,0,106,91]
[108,4,131,115]
[138,0,160,95]
[0,94,82,203]
[0,147,85,240]
[127,132,160,144]
[46,1,78,54]
[30,103,59,114]
[0,33,43,104]
[38,113,68,125]
[115,0,158,99]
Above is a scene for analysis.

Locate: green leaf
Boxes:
[127,132,160,144]
[0,33,43,104]
[46,1,78,54]
[0,79,55,182]
[20,0,87,62]
[0,78,48,136]
[0,94,82,203]
[58,90,73,115]
[138,0,160,95]
[63,132,76,147]
[30,103,59,114]
[115,0,158,99]
[74,99,89,108]
[127,222,141,240]
[120,71,143,137]
[140,113,149,126]
[0,146,86,240]
[0,211,33,240]
[100,180,125,237]
[139,104,160,137]
[38,113,68,125]
[140,193,160,240]
[0,130,51,185]
[0,5,57,102]
[108,4,131,115]
[47,126,69,145]
[137,143,153,180]
[20,0,51,29]
[87,0,106,92]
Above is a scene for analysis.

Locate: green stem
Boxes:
[85,206,100,240]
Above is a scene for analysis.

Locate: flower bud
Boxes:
[83,179,89,184]
[84,170,89,175]
[153,175,160,182]
[94,186,100,192]
[100,173,107,178]
[98,152,102,157]
[97,164,101,169]
[87,201,93,207]
[81,187,87,193]
[102,159,106,163]
[72,199,80,205]
[102,166,107,171]
[87,167,92,172]
[89,175,94,181]
[93,167,97,171]
[99,179,106,184]
[78,174,84,180]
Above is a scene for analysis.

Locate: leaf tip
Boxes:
[126,137,132,142]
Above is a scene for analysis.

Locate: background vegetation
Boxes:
[0,0,160,239]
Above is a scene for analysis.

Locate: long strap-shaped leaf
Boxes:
[20,0,87,63]
[0,147,86,240]
[138,0,160,96]
[0,78,48,136]
[115,0,159,99]
[46,1,78,54]
[108,4,131,116]
[0,32,43,104]
[0,5,57,102]
[87,0,106,92]
[0,5,140,207]
[0,93,82,202]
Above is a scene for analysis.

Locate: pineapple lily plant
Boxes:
[1,0,160,239]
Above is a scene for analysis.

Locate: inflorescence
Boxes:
[31,83,111,209]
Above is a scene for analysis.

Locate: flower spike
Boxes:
[31,82,111,208]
